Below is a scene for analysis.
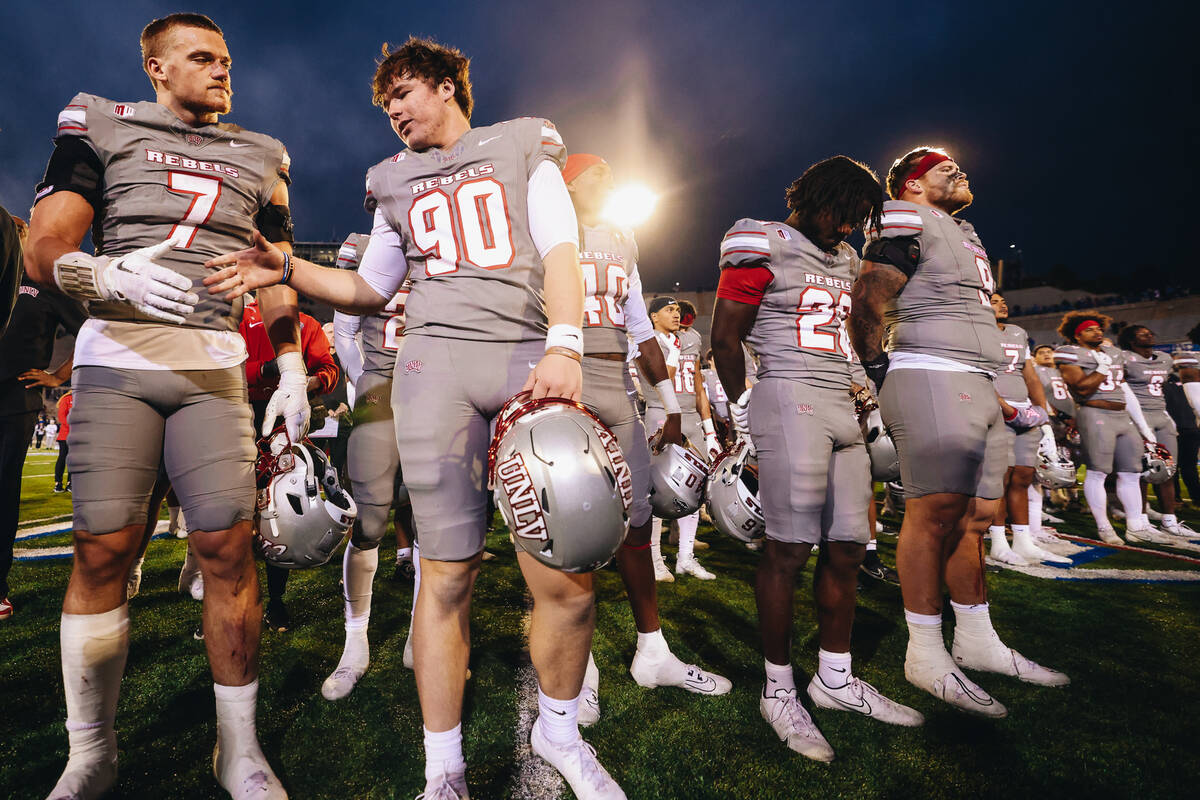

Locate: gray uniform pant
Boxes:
[1076,404,1143,473]
[580,357,652,528]
[1146,409,1178,460]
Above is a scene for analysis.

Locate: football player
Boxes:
[713,156,924,763]
[986,293,1066,565]
[1119,325,1194,536]
[849,147,1068,719]
[1054,312,1161,544]
[322,233,418,699]
[24,14,301,799]
[205,38,624,799]
[562,153,732,725]
[640,297,720,579]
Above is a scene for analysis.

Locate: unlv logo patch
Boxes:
[958,392,972,402]
[185,133,204,147]
[496,453,549,541]
[796,404,815,416]
[404,359,423,374]
[113,103,135,118]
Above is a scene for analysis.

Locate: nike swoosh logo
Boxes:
[230,141,251,148]
[528,361,539,369]
[547,708,566,715]
[479,136,501,145]
[685,674,717,693]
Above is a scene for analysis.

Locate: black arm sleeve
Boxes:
[863,235,921,278]
[255,203,294,244]
[35,136,104,213]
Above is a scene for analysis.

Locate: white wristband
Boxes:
[275,350,306,375]
[655,379,681,414]
[702,418,715,435]
[53,251,107,302]
[545,324,583,356]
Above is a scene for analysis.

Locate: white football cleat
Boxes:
[1011,538,1071,565]
[579,653,601,727]
[1097,526,1124,545]
[213,738,287,800]
[951,628,1070,687]
[1146,506,1164,522]
[321,642,369,701]
[530,719,626,799]
[416,770,469,799]
[652,561,675,582]
[1162,519,1199,538]
[1041,510,1065,524]
[905,646,1007,718]
[1125,525,1173,545]
[46,729,118,800]
[874,520,884,535]
[629,651,732,695]
[760,689,834,762]
[179,554,203,601]
[675,558,715,580]
[988,549,1029,567]
[1032,528,1060,545]
[807,675,924,727]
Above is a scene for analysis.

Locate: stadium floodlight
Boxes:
[603,183,658,228]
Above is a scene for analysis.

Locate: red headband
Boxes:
[1074,319,1101,337]
[562,153,607,185]
[901,152,951,193]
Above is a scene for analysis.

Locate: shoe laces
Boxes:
[561,738,611,790]
[773,692,818,736]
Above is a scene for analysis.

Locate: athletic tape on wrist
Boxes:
[53,252,106,301]
[654,379,681,414]
[275,350,305,375]
[702,418,716,435]
[545,324,583,355]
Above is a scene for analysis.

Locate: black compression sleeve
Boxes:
[863,236,921,278]
[35,136,103,212]
[255,204,294,243]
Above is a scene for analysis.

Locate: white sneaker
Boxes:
[1041,510,1065,524]
[1125,525,1173,545]
[874,521,884,535]
[579,654,601,727]
[1162,519,1199,538]
[1097,526,1124,545]
[807,675,924,727]
[1146,507,1164,522]
[1032,528,1060,545]
[653,561,675,582]
[416,771,469,799]
[1011,538,1072,565]
[530,719,626,799]
[321,633,369,701]
[172,522,189,539]
[179,558,203,600]
[904,646,1007,718]
[213,738,287,799]
[46,729,118,800]
[951,629,1070,687]
[988,548,1028,567]
[629,650,732,695]
[759,689,834,762]
[675,558,715,580]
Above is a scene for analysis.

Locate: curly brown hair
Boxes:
[372,37,472,119]
[1057,310,1113,343]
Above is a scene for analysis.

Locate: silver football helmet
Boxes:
[706,440,765,542]
[647,435,709,520]
[863,409,900,482]
[255,429,358,569]
[488,392,631,573]
[1036,446,1077,489]
[1141,443,1176,485]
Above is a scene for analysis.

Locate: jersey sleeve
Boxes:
[527,160,578,257]
[1052,345,1079,366]
[1174,350,1199,368]
[870,201,924,241]
[524,118,567,177]
[34,93,104,210]
[622,264,655,344]
[719,219,772,268]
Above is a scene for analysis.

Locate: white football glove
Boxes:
[53,241,197,324]
[1092,349,1113,378]
[263,351,311,441]
[1037,424,1057,460]
[729,388,751,437]
[705,432,721,462]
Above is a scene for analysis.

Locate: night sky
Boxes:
[2,0,1194,291]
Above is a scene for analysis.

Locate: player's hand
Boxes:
[523,352,582,402]
[656,413,684,452]
[204,231,287,301]
[57,241,197,323]
[729,388,752,438]
[1038,424,1058,460]
[19,369,65,389]
[705,431,722,461]
[262,351,311,440]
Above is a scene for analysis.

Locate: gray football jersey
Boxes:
[1053,343,1127,403]
[366,118,567,343]
[719,218,855,390]
[703,368,729,417]
[994,323,1032,403]
[639,332,697,410]
[1122,350,1172,412]
[338,233,410,379]
[1035,364,1076,417]
[51,93,289,331]
[866,201,1002,371]
[580,223,638,354]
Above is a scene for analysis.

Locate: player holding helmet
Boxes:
[712,156,923,762]
[206,37,625,799]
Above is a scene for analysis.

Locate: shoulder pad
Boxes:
[56,92,98,139]
[719,218,771,268]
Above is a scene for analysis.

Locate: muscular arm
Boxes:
[1023,358,1049,411]
[24,192,94,287]
[635,340,671,385]
[256,183,301,358]
[542,241,583,331]
[1059,362,1107,400]
[848,261,906,363]
[711,297,758,402]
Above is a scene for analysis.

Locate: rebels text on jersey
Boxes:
[866,201,1002,371]
[717,218,857,390]
[994,323,1032,403]
[1054,343,1127,403]
[339,233,410,379]
[365,118,567,343]
[37,93,290,332]
[1123,349,1172,412]
[580,223,638,354]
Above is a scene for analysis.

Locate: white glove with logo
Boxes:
[1093,349,1113,378]
[263,351,311,441]
[729,388,754,456]
[1037,424,1057,460]
[53,241,197,324]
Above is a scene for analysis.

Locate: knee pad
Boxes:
[350,503,390,549]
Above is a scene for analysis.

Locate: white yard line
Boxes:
[512,601,565,800]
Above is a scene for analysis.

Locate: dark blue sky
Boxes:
[2,1,1194,291]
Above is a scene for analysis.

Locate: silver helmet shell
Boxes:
[705,440,765,542]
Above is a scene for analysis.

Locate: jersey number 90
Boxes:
[409,177,514,275]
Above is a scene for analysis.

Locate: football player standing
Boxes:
[849,147,1067,719]
[562,153,732,725]
[712,156,924,762]
[206,38,625,799]
[25,14,302,799]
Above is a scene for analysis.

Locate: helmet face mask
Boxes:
[1035,446,1077,489]
[706,441,765,542]
[647,440,708,519]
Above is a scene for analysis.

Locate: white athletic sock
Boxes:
[950,600,999,642]
[396,546,413,563]
[650,518,665,567]
[904,609,947,657]
[213,680,260,750]
[1027,485,1044,534]
[988,525,1011,555]
[817,649,852,689]
[866,539,878,552]
[342,543,379,622]
[1083,469,1112,529]
[676,512,699,563]
[423,724,466,782]
[1011,524,1031,543]
[1115,472,1144,525]
[60,605,129,742]
[636,627,671,659]
[1164,514,1178,527]
[763,659,796,698]
[536,687,580,747]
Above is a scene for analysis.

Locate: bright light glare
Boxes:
[603,183,659,228]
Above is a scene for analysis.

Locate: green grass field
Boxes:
[4,449,1200,799]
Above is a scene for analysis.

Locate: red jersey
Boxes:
[56,392,73,441]
[238,302,339,402]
